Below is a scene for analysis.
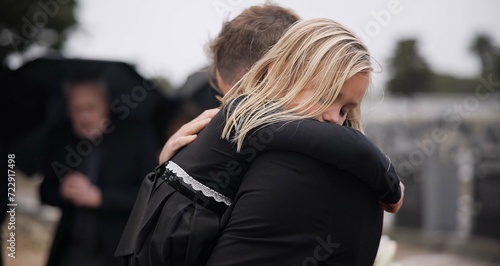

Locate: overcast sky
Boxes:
[63,0,500,90]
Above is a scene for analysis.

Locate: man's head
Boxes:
[208,4,300,94]
[64,78,109,140]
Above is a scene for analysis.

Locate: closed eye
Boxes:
[341,103,357,117]
[340,108,348,117]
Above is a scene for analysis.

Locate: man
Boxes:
[116,5,302,260]
[40,77,158,266]
[120,3,403,265]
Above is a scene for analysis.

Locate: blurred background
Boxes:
[1,0,500,265]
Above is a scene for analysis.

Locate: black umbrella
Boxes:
[1,57,176,175]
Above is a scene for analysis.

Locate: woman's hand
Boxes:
[158,108,220,164]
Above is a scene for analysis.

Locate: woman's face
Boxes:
[315,73,368,125]
[292,73,369,125]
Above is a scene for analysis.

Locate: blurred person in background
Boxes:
[39,76,158,266]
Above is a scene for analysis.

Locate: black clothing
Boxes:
[40,122,158,266]
[116,102,400,265]
[171,105,400,204]
[207,151,383,265]
[59,147,103,266]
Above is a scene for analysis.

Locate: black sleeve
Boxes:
[249,119,401,204]
[39,170,67,207]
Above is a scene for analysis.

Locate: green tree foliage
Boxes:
[470,33,500,90]
[387,39,433,95]
[493,54,500,86]
[0,0,77,65]
[422,34,500,94]
[430,74,477,93]
[470,34,496,74]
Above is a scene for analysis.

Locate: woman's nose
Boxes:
[322,109,343,125]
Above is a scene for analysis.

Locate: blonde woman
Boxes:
[123,18,402,265]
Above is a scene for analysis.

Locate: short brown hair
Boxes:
[208,4,300,86]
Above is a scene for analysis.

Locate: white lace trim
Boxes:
[166,161,232,206]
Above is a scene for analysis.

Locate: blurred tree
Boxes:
[386,39,433,95]
[431,74,476,93]
[470,34,495,74]
[0,0,77,66]
[470,33,500,89]
[493,53,500,85]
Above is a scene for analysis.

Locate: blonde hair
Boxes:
[222,18,373,151]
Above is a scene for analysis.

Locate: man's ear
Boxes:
[216,70,232,95]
